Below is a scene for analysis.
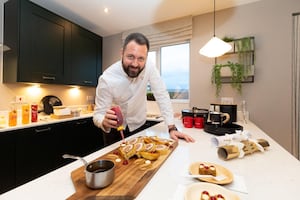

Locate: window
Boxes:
[148,42,190,100]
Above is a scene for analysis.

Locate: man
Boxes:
[93,32,194,145]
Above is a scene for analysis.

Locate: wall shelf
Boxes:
[216,36,255,83]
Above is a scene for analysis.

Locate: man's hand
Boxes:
[169,129,195,142]
[102,108,119,130]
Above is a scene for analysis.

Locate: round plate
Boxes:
[184,182,240,200]
[189,162,233,185]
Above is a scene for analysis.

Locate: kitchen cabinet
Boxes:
[3,0,71,84]
[14,117,104,187]
[60,118,104,159]
[15,123,63,186]
[3,0,102,86]
[66,24,102,87]
[0,117,158,194]
[3,117,104,190]
[0,131,16,194]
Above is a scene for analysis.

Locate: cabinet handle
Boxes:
[83,80,92,84]
[76,120,87,125]
[35,127,51,133]
[42,76,56,80]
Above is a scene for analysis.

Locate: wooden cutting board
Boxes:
[67,138,178,200]
[50,114,73,119]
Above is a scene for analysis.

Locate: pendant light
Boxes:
[199,0,232,58]
[0,43,10,52]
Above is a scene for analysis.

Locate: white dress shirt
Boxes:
[93,59,174,132]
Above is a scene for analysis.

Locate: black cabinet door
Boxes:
[3,0,71,84]
[4,0,102,86]
[61,118,104,160]
[0,131,16,194]
[66,24,102,86]
[15,124,62,186]
[19,0,71,84]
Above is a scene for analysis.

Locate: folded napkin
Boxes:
[211,130,251,147]
[224,174,248,194]
[216,140,270,161]
[170,174,248,200]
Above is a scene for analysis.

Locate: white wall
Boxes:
[102,0,300,155]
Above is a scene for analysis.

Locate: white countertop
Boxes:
[1,119,300,200]
[0,112,93,132]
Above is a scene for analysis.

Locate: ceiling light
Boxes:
[199,0,232,58]
[104,7,109,13]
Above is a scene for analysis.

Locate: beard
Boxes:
[122,60,145,78]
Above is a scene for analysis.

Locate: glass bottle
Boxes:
[22,103,30,124]
[31,103,38,122]
[8,103,17,127]
[0,112,6,128]
[87,96,95,112]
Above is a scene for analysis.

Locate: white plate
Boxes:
[184,182,240,200]
[189,161,233,185]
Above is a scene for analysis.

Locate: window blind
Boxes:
[122,15,193,50]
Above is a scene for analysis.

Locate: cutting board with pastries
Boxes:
[67,136,178,200]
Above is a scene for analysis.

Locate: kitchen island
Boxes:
[1,118,300,200]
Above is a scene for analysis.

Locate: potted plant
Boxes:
[212,61,245,96]
[212,36,254,96]
[235,37,254,74]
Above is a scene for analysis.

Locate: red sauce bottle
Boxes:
[31,103,38,122]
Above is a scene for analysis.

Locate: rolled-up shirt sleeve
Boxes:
[148,62,175,126]
[93,76,112,133]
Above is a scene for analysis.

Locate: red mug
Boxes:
[194,117,204,129]
[183,116,193,128]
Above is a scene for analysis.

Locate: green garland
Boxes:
[212,61,245,96]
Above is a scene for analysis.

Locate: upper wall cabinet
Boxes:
[3,0,71,84]
[3,0,102,87]
[65,24,102,86]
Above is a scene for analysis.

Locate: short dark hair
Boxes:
[123,32,150,51]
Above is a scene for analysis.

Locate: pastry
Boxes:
[198,163,216,176]
[119,144,136,160]
[128,136,143,145]
[200,191,225,200]
[155,144,168,155]
[134,142,145,157]
[139,151,160,161]
[118,136,173,160]
[149,136,173,146]
[144,143,156,152]
[200,191,210,200]
[143,136,154,144]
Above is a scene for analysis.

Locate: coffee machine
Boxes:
[204,103,243,136]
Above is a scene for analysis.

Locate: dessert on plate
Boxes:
[199,163,217,176]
